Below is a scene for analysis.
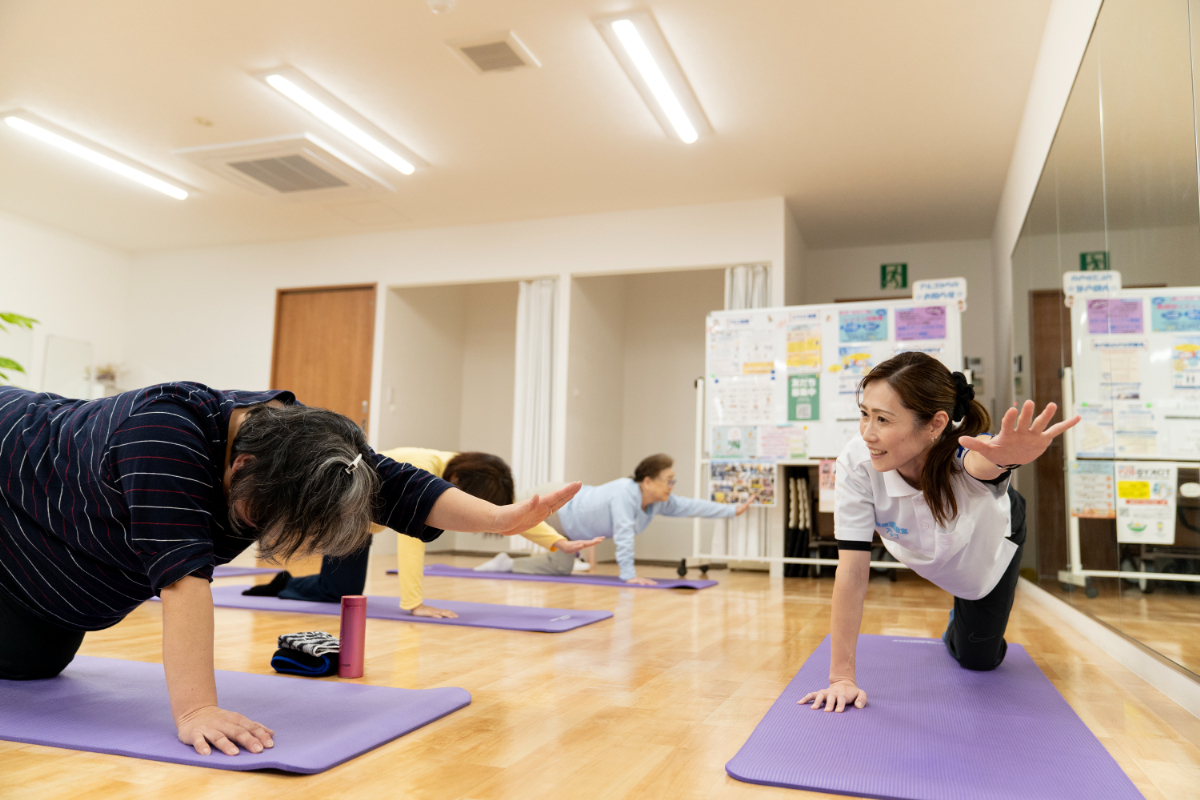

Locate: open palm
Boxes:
[491,482,582,536]
[958,400,1080,468]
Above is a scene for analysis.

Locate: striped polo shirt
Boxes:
[0,383,452,631]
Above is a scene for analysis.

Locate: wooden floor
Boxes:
[3,556,1200,800]
[1037,577,1200,679]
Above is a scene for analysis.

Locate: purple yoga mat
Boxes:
[0,655,469,773]
[206,585,612,632]
[212,566,280,578]
[409,563,717,590]
[725,634,1142,800]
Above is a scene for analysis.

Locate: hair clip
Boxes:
[345,454,363,474]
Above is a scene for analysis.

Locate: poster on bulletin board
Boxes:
[1068,283,1200,461]
[704,292,963,466]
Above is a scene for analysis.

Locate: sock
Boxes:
[270,648,338,677]
[241,571,292,596]
[473,552,514,572]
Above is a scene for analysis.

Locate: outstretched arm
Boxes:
[424,483,582,536]
[958,400,1080,481]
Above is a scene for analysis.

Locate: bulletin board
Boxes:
[1069,284,1200,462]
[704,296,964,471]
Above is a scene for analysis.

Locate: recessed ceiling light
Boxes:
[3,111,189,199]
[256,68,426,176]
[595,11,711,144]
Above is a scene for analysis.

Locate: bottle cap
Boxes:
[341,595,367,607]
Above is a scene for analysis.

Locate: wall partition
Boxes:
[1011,0,1200,678]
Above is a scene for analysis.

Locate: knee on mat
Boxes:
[950,642,1007,672]
[1,657,74,681]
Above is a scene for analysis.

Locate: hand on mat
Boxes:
[411,603,458,619]
[958,400,1080,469]
[799,680,867,712]
[625,576,658,586]
[491,482,582,536]
[176,705,275,756]
[553,536,605,554]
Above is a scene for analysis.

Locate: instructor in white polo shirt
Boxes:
[801,351,1080,713]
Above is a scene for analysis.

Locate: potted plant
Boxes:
[0,313,38,384]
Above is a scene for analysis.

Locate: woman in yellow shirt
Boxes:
[244,447,602,617]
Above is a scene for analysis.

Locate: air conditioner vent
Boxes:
[228,155,349,193]
[448,32,540,74]
[175,134,394,201]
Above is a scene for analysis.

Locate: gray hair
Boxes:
[228,404,378,562]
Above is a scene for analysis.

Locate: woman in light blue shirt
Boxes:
[474,454,754,584]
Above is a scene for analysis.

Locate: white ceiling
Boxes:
[0,0,1051,253]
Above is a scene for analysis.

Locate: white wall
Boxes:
[0,210,131,391]
[458,282,518,459]
[565,276,627,489]
[783,206,807,306]
[802,238,998,416]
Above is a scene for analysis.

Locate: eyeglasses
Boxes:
[659,477,676,487]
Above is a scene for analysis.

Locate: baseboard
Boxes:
[1017,578,1200,719]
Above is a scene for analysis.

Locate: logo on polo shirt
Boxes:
[877,521,908,540]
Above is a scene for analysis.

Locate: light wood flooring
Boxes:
[3,556,1200,800]
[1038,577,1200,680]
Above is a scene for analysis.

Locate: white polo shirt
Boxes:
[834,436,1017,601]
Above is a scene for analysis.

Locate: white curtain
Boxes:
[510,279,557,552]
[713,264,771,559]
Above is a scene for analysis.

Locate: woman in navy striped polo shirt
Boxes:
[0,383,577,757]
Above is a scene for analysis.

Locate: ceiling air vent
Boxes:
[448,32,540,74]
[174,134,395,200]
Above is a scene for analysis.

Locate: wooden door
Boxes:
[1029,289,1120,578]
[271,284,376,429]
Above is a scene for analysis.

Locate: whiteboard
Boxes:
[1069,285,1200,462]
[705,299,963,461]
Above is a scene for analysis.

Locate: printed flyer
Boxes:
[1114,461,1177,544]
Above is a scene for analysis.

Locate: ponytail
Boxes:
[859,353,992,527]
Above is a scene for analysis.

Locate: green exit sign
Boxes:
[881,263,907,289]
[1080,251,1110,271]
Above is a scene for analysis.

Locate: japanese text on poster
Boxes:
[1069,461,1115,518]
[1115,461,1177,544]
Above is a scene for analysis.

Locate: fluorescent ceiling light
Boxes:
[3,112,189,199]
[595,12,712,144]
[256,68,425,175]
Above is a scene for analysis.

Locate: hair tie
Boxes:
[345,453,363,475]
[951,372,975,422]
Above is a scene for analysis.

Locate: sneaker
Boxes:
[572,559,591,573]
[474,552,515,573]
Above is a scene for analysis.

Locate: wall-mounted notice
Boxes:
[788,373,819,421]
[708,316,777,376]
[1152,296,1200,333]
[1087,298,1143,335]
[818,459,836,513]
[710,461,776,506]
[838,309,888,343]
[709,375,775,426]
[1063,271,1121,308]
[896,305,947,341]
[1115,461,1177,544]
[1076,403,1114,457]
[712,426,759,459]
[913,277,967,311]
[1069,461,1115,518]
[1114,401,1159,458]
[785,311,822,371]
[833,343,890,418]
[1159,400,1200,460]
[759,425,806,460]
[1173,337,1200,393]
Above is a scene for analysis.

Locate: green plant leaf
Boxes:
[0,313,38,329]
[0,357,26,373]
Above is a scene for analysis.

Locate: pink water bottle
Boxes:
[338,595,367,678]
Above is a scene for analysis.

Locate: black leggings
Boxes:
[943,487,1027,671]
[278,544,371,603]
[0,591,85,680]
